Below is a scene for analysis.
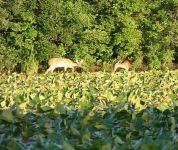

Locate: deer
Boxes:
[114,60,131,72]
[45,58,83,74]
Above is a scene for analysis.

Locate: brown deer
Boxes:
[45,58,83,74]
[114,60,131,72]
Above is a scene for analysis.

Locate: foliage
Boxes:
[0,0,178,72]
[0,71,177,149]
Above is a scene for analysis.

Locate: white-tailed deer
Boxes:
[114,60,131,72]
[45,58,83,74]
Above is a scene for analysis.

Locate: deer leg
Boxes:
[72,67,75,72]
[51,66,56,72]
[46,66,56,74]
[45,67,52,74]
[64,67,67,72]
[114,67,118,72]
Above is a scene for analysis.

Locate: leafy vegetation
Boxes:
[0,0,178,73]
[0,71,177,149]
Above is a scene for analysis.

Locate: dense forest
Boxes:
[0,0,178,73]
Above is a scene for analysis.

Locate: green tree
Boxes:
[0,0,178,72]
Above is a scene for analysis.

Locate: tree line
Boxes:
[0,0,178,74]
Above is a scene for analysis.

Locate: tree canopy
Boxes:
[0,0,178,73]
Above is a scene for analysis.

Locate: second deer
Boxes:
[114,60,131,72]
[45,58,83,74]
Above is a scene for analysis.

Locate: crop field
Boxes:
[0,71,178,150]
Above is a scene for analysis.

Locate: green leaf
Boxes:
[82,128,91,144]
[7,140,23,150]
[63,141,76,150]
[0,109,14,122]
[70,124,80,136]
[101,143,112,150]
[40,105,53,112]
[54,103,66,114]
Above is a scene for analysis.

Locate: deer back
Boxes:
[122,60,131,70]
[48,58,78,67]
